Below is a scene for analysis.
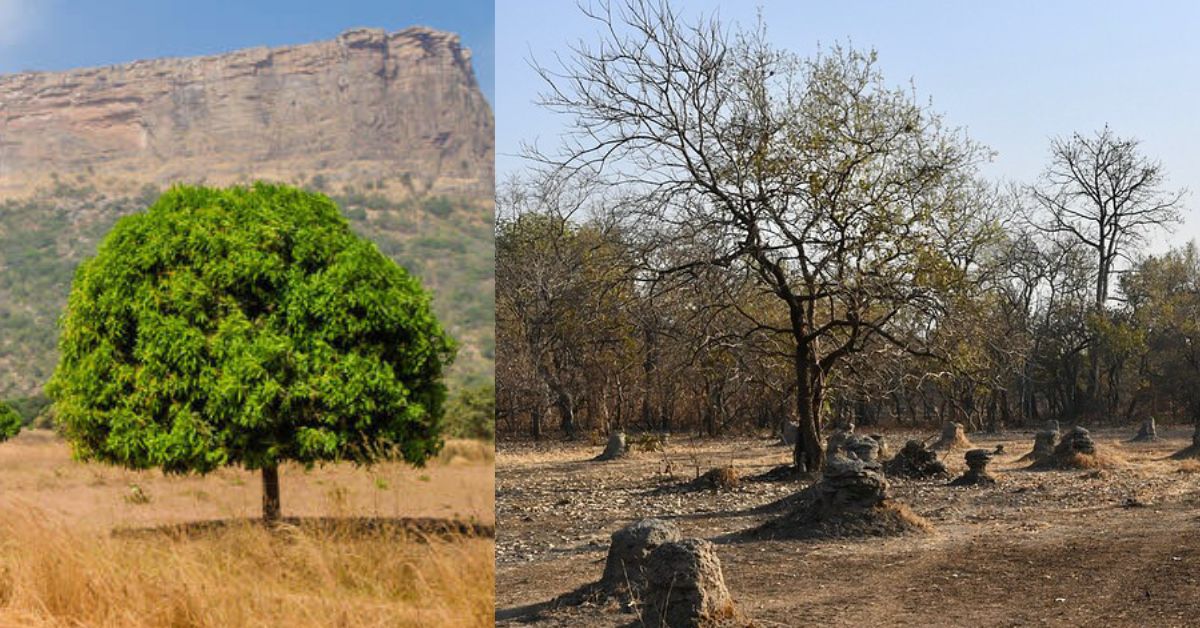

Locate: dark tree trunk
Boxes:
[792,349,825,472]
[985,392,999,433]
[556,390,577,439]
[641,326,658,429]
[531,407,543,440]
[262,465,281,523]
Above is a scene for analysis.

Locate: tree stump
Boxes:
[1019,429,1058,463]
[817,455,889,511]
[883,439,949,479]
[1131,417,1159,442]
[930,421,972,451]
[601,518,681,594]
[1057,426,1096,456]
[869,433,889,460]
[837,434,882,462]
[824,421,855,458]
[950,448,997,486]
[1031,425,1125,469]
[696,466,739,491]
[642,539,742,627]
[757,453,933,538]
[596,430,628,461]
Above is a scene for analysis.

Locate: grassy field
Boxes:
[0,430,494,627]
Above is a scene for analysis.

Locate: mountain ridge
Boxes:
[0,27,495,400]
[0,26,494,200]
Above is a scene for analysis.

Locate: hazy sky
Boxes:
[0,0,495,103]
[497,0,1200,250]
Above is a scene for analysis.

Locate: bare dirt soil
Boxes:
[497,427,1200,627]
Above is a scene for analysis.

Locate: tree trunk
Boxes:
[262,465,281,523]
[554,389,576,439]
[641,326,658,429]
[531,404,543,440]
[792,350,825,472]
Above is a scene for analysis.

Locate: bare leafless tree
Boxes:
[496,172,634,439]
[528,0,995,470]
[1030,126,1184,404]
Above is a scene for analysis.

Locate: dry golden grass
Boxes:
[699,466,740,490]
[0,431,493,529]
[438,438,496,465]
[0,431,494,627]
[1176,459,1200,473]
[929,425,973,452]
[1029,445,1128,471]
[0,505,493,627]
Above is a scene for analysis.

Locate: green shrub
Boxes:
[0,402,21,441]
[48,183,455,521]
[444,382,494,441]
[4,394,51,424]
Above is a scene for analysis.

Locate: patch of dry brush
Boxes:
[759,493,933,540]
[1029,448,1127,471]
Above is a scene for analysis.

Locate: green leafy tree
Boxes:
[1123,243,1200,452]
[0,402,23,442]
[48,183,455,522]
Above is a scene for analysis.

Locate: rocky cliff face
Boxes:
[0,27,493,199]
[0,28,494,400]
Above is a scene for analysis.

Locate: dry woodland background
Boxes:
[495,1,1200,626]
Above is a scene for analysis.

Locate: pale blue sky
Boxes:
[497,1,1200,249]
[0,0,494,102]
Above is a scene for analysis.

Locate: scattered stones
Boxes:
[1019,428,1059,463]
[883,439,949,479]
[930,421,973,451]
[634,432,669,453]
[696,466,740,491]
[949,448,998,486]
[834,434,883,462]
[756,454,932,539]
[869,433,889,459]
[596,431,628,461]
[642,539,743,627]
[601,518,682,594]
[1058,426,1097,456]
[817,455,890,511]
[1130,417,1159,442]
[824,421,856,457]
[1031,425,1123,469]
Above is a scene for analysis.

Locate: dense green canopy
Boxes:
[49,183,455,476]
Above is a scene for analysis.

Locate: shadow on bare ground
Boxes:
[113,516,495,540]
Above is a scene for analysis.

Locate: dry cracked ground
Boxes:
[497,426,1200,627]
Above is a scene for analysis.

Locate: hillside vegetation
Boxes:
[0,178,493,402]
